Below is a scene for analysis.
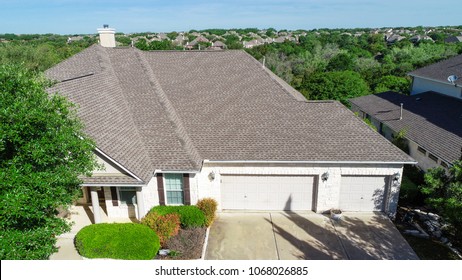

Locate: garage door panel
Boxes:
[221,175,314,211]
[340,176,388,212]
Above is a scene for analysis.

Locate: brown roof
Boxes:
[409,53,462,83]
[46,45,413,182]
[350,91,462,164]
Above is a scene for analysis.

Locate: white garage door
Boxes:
[339,176,388,212]
[221,175,315,211]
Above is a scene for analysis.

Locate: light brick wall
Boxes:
[196,162,403,216]
[106,163,404,218]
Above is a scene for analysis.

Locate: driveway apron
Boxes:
[205,212,418,260]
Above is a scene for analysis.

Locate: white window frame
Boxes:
[163,173,184,205]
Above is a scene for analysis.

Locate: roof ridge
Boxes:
[93,46,154,181]
[134,49,203,170]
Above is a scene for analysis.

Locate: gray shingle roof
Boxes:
[350,91,462,164]
[46,45,413,182]
[408,53,462,84]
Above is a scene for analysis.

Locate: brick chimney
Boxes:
[97,24,116,47]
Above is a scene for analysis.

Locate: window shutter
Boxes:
[157,173,165,206]
[110,187,118,206]
[183,173,190,205]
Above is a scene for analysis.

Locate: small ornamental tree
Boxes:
[0,64,99,259]
[420,160,462,236]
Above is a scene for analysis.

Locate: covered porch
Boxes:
[80,185,145,223]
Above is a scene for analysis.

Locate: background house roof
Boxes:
[350,91,462,164]
[46,45,413,182]
[408,53,462,84]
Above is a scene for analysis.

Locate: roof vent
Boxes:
[448,75,458,86]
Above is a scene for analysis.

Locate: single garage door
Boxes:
[221,175,315,211]
[339,176,388,212]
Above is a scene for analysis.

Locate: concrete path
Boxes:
[205,212,418,260]
[49,205,133,260]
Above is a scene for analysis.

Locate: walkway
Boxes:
[49,205,133,260]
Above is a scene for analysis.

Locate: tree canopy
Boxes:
[0,64,99,259]
[300,70,370,105]
[420,160,462,236]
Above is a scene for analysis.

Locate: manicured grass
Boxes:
[403,235,460,260]
[75,223,160,260]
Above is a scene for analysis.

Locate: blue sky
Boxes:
[0,0,460,34]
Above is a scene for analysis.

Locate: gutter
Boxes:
[154,169,201,175]
[81,183,145,187]
[94,147,143,182]
[203,159,417,165]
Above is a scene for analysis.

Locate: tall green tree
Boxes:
[420,160,462,236]
[0,64,99,259]
[299,70,370,105]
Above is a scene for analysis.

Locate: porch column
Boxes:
[90,187,102,224]
[136,187,145,219]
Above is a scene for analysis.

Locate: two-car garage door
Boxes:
[221,175,315,211]
[220,174,389,212]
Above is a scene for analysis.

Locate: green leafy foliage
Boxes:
[399,176,425,206]
[150,205,206,228]
[0,37,96,72]
[392,129,409,154]
[0,64,99,259]
[420,160,462,235]
[196,198,218,227]
[300,70,370,105]
[75,223,160,260]
[140,212,181,246]
[374,75,411,94]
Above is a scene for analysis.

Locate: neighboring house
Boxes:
[45,26,414,222]
[351,91,462,171]
[209,40,227,50]
[409,35,434,43]
[351,54,462,171]
[444,35,462,43]
[409,53,462,99]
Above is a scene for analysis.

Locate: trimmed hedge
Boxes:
[196,198,218,227]
[75,223,160,260]
[150,205,206,228]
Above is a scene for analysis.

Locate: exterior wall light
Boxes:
[321,172,329,182]
[392,172,401,186]
[208,171,215,181]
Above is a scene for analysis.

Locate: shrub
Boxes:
[0,227,60,260]
[196,198,218,227]
[399,176,425,206]
[141,212,181,246]
[151,205,206,228]
[75,223,160,260]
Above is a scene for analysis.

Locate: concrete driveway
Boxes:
[205,212,418,260]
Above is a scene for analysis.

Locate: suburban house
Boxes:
[45,26,414,222]
[350,54,462,171]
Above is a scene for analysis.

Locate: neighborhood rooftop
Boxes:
[46,45,413,183]
[408,53,462,83]
[350,91,462,164]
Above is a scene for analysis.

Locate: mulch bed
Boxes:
[156,227,207,260]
